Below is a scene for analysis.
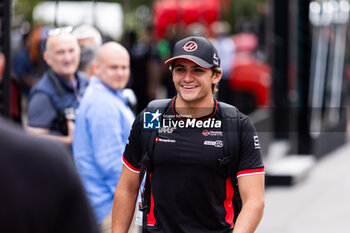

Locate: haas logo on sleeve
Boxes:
[253,136,261,149]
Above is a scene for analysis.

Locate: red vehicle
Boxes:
[153,0,220,39]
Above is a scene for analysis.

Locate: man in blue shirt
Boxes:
[73,42,135,233]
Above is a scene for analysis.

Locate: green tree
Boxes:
[13,0,42,22]
[227,0,267,33]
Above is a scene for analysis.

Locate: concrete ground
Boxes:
[256,139,350,233]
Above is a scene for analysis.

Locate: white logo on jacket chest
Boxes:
[158,127,176,134]
[155,137,176,143]
[204,140,224,148]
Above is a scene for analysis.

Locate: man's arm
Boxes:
[27,92,74,145]
[112,165,140,233]
[233,174,265,233]
[26,120,74,146]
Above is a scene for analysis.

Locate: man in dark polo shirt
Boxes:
[112,36,265,233]
[27,27,88,146]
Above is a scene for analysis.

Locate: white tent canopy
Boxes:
[33,1,124,40]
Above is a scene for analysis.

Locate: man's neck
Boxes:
[54,71,75,83]
[64,74,75,83]
[175,96,215,118]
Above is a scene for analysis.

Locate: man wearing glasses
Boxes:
[26,27,88,146]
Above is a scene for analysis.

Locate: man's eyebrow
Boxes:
[192,65,202,68]
[174,64,184,68]
[173,64,202,68]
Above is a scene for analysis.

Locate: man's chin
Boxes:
[56,70,76,79]
[113,82,128,91]
[178,93,199,103]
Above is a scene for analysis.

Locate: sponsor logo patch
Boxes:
[202,130,223,136]
[183,41,198,52]
[158,127,176,134]
[202,130,210,136]
[157,138,176,143]
[204,140,224,148]
[253,136,261,149]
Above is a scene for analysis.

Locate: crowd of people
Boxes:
[1,21,266,233]
[11,22,241,119]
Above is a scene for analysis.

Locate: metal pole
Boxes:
[327,0,349,124]
[123,0,130,29]
[0,0,11,118]
[296,0,312,154]
[92,0,97,27]
[54,0,59,27]
[273,0,290,139]
[309,1,332,137]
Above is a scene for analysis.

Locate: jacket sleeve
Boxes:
[237,114,265,178]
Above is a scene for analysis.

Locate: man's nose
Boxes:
[183,71,194,82]
[116,68,126,76]
[64,51,75,61]
[63,52,71,61]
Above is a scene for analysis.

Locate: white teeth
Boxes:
[182,85,196,89]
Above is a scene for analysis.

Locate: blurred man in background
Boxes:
[72,24,102,48]
[0,119,100,233]
[211,21,236,103]
[73,42,135,233]
[126,25,162,114]
[72,24,103,80]
[12,29,40,96]
[26,27,88,146]
[0,50,99,233]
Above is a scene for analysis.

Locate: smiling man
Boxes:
[112,36,265,233]
[27,28,88,146]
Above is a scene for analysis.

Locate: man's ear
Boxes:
[93,60,102,76]
[0,52,5,77]
[212,69,222,85]
[91,61,98,75]
[43,50,50,66]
